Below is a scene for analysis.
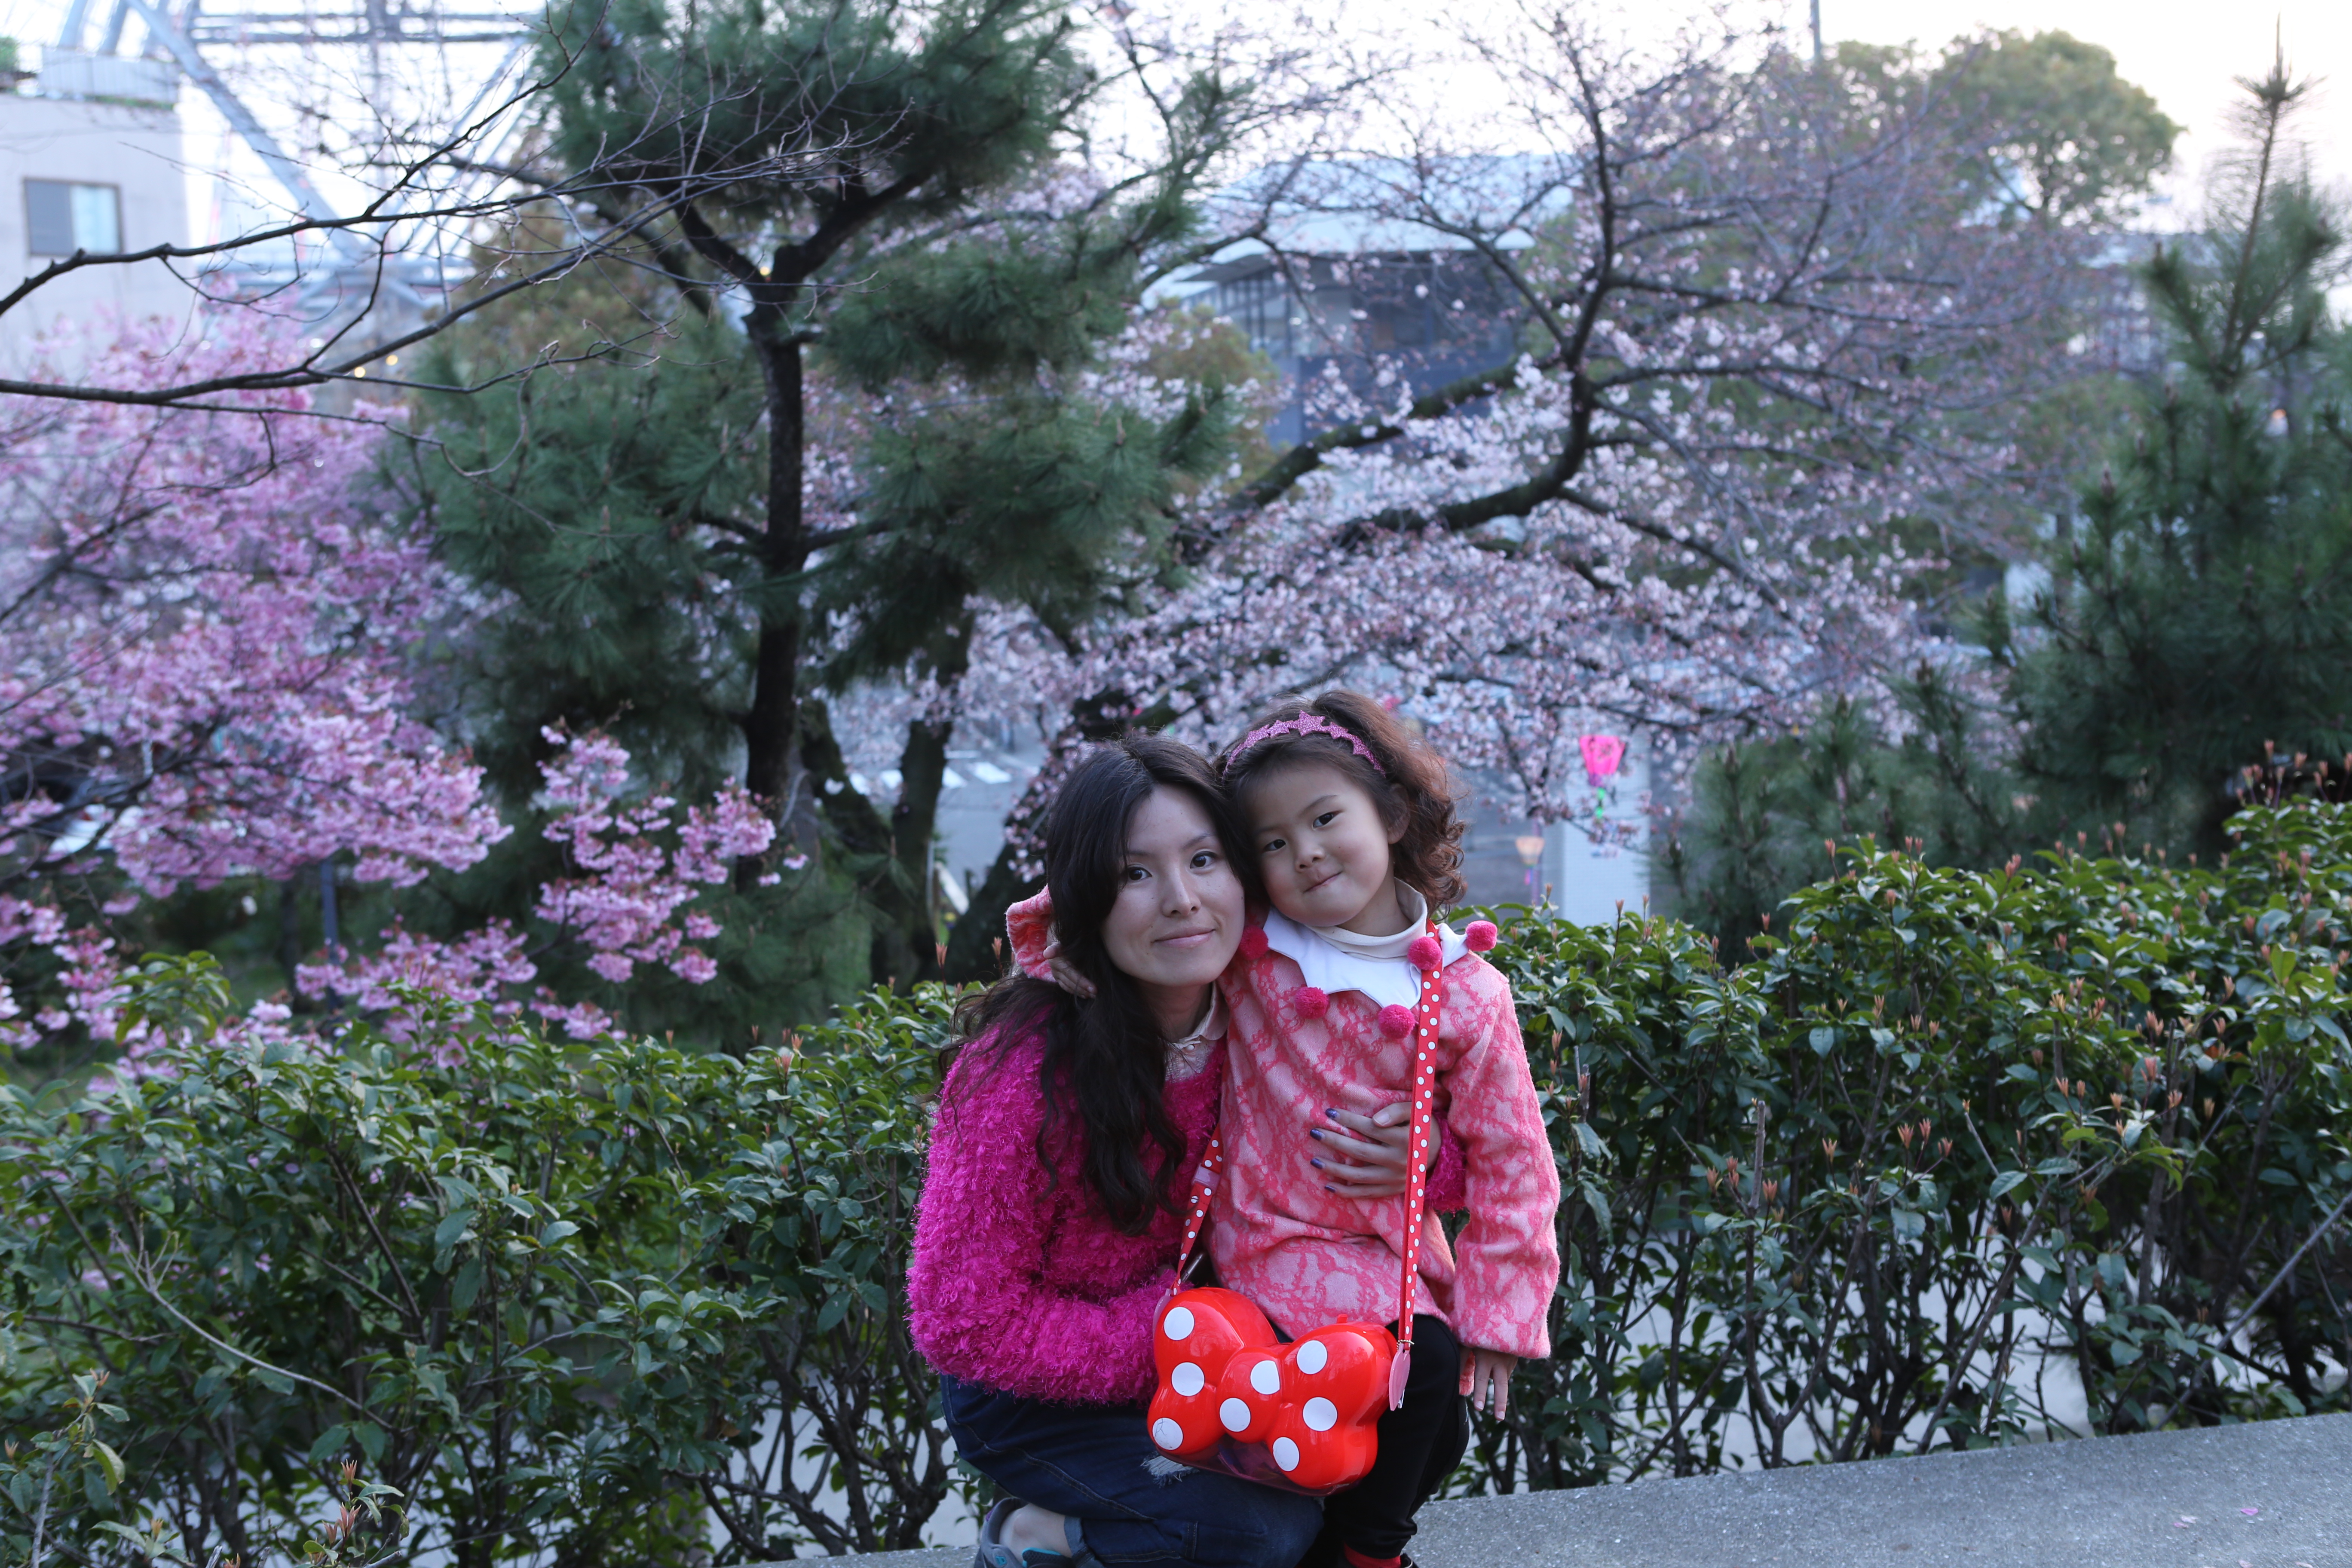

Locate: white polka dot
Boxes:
[1172,1362,1205,1396]
[1164,1307,1195,1341]
[1296,1339,1329,1375]
[1271,1437,1301,1472]
[1250,1360,1281,1396]
[1303,1397,1338,1432]
[1153,1418,1185,1450]
[1220,1397,1253,1433]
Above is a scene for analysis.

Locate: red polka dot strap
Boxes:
[1151,920,1444,1493]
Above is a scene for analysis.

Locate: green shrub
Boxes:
[2,804,2346,1565]
[0,978,962,1567]
[1482,799,2351,1487]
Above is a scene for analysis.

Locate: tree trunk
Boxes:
[738,323,808,883]
[883,623,971,984]
[943,843,1043,984]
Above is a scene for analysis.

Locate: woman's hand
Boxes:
[1460,1347,1519,1416]
[1308,1102,1436,1199]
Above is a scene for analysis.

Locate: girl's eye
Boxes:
[1314,812,1338,828]
[1259,837,1286,855]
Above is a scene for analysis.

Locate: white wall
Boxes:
[0,92,192,358]
[1544,737,1653,926]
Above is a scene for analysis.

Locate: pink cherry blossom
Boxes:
[2,314,775,1059]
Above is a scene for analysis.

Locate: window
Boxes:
[1211,270,1296,357]
[25,180,121,256]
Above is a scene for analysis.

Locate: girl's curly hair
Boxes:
[1221,690,1467,909]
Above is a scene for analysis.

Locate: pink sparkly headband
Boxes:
[1222,712,1386,777]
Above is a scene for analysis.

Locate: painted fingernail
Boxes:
[1310,1158,1324,1170]
[1309,1128,1323,1140]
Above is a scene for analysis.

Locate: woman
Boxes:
[909,735,1431,1568]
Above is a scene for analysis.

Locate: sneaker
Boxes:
[974,1500,1078,1568]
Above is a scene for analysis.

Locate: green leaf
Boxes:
[1989,1170,2027,1200]
[538,1219,581,1247]
[92,1441,125,1491]
[435,1208,474,1250]
[352,1421,386,1464]
[1809,1026,1838,1056]
[306,1426,351,1466]
[451,1259,485,1316]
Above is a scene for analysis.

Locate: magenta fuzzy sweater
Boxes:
[907,1020,1220,1406]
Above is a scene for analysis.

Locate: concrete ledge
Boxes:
[785,1412,2352,1566]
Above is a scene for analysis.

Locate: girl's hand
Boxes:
[1308,1102,1436,1199]
[1460,1347,1519,1417]
[1038,928,1097,999]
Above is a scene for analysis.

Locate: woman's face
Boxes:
[1100,786,1245,997]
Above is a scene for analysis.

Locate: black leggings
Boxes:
[1308,1314,1468,1563]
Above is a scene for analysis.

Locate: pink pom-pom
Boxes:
[1464,920,1498,953]
[1378,1004,1414,1038]
[1406,934,1443,971]
[1238,926,1269,959]
[1292,986,1329,1019]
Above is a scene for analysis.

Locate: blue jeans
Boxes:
[941,1376,1325,1568]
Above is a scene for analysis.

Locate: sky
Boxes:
[1822,0,2352,208]
[0,0,2343,245]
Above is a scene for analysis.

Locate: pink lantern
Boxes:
[1579,733,1627,783]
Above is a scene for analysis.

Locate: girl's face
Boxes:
[1100,787,1246,998]
[1242,760,1406,934]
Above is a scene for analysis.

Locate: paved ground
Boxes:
[787,1413,2352,1566]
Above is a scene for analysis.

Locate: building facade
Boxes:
[0,69,190,359]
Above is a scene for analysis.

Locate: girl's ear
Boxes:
[1382,791,1409,845]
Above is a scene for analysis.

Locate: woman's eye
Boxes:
[1191,851,1220,870]
[1123,865,1149,882]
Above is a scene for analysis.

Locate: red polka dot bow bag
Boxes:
[1145,920,1446,1494]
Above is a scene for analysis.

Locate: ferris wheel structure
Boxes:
[46,0,541,318]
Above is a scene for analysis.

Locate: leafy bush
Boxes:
[2,805,2346,1565]
[0,974,960,1567]
[1484,799,2351,1487]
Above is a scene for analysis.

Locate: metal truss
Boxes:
[50,0,537,325]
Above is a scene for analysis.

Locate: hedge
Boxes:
[2,803,2347,1565]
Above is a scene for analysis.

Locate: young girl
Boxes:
[1016,692,1559,1568]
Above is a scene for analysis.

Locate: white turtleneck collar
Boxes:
[1260,886,1471,1010]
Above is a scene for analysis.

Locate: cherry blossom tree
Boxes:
[0,315,780,1063]
[927,16,2160,970]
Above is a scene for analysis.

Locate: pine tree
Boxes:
[2001,52,2352,854]
[1668,50,2352,938]
[411,0,1259,995]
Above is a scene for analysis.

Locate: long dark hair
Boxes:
[1222,689,1467,907]
[956,733,1257,1233]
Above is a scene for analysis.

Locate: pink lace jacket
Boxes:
[1007,895,1561,1361]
